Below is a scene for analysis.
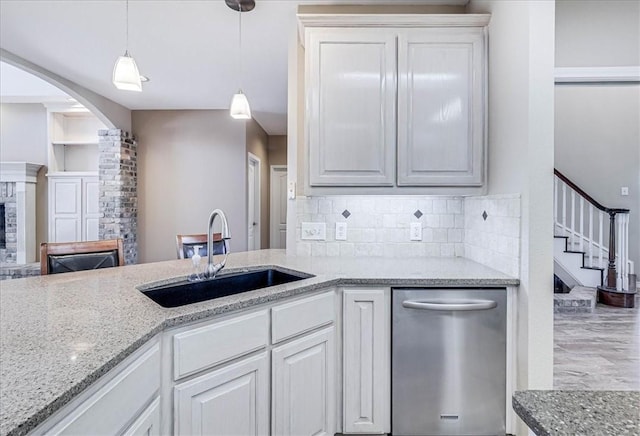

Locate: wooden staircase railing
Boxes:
[553,169,635,304]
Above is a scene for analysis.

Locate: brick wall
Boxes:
[98,129,138,264]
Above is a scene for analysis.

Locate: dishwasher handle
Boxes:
[402,298,498,312]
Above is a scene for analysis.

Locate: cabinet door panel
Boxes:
[174,352,269,436]
[307,29,396,186]
[122,397,161,436]
[397,28,486,186]
[49,177,82,242]
[343,289,390,434]
[272,327,335,436]
[83,177,100,240]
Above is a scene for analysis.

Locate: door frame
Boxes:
[247,152,261,251]
[270,165,287,249]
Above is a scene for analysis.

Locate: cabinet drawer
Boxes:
[173,310,268,380]
[46,343,160,435]
[271,291,335,344]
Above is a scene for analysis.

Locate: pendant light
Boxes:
[113,0,142,92]
[228,0,255,119]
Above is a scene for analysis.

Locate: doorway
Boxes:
[247,153,261,251]
[270,166,287,249]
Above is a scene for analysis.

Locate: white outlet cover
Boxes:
[410,222,422,241]
[335,222,347,240]
[621,187,629,196]
[301,222,326,240]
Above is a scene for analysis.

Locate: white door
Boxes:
[247,153,260,251]
[48,176,82,242]
[122,398,161,436]
[269,166,287,249]
[272,326,335,436]
[174,352,269,436]
[343,288,390,434]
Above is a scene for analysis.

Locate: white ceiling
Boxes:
[0,0,468,135]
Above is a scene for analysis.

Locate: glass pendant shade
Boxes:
[112,51,142,92]
[230,90,251,119]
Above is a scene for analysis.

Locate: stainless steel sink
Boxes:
[139,268,314,308]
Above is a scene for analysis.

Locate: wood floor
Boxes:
[554,297,640,390]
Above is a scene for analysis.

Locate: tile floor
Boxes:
[554,296,640,390]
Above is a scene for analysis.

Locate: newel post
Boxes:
[606,211,617,289]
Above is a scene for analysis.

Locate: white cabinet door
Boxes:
[272,326,335,436]
[82,176,100,241]
[122,398,161,436]
[48,176,82,242]
[174,352,269,436]
[397,28,486,186]
[306,28,396,186]
[343,289,390,434]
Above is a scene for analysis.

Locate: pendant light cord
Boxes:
[238,2,243,90]
[125,0,130,53]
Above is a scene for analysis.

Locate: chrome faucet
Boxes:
[206,209,231,279]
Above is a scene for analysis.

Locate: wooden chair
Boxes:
[176,233,226,259]
[40,239,125,275]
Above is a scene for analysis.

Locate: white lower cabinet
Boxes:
[342,288,390,434]
[123,397,161,436]
[33,339,161,435]
[174,352,269,436]
[272,326,336,436]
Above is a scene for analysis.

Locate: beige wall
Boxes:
[555,0,640,267]
[133,110,248,263]
[468,3,555,431]
[0,103,48,258]
[268,135,287,167]
[246,119,269,250]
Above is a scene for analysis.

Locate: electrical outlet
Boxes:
[335,222,347,240]
[621,187,629,196]
[301,222,326,240]
[287,181,296,199]
[410,222,422,241]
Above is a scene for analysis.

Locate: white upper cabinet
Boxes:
[306,29,397,186]
[300,14,489,192]
[397,28,486,186]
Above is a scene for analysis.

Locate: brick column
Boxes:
[98,129,138,264]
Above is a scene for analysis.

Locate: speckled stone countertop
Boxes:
[513,390,640,435]
[0,250,518,436]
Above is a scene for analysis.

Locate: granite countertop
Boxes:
[513,390,640,435]
[0,250,518,436]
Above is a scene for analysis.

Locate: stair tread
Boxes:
[554,235,569,239]
[565,250,586,254]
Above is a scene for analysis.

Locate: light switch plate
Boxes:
[301,222,326,240]
[410,223,422,241]
[621,187,629,196]
[335,222,347,240]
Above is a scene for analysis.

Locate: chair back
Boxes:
[40,239,125,275]
[176,233,225,259]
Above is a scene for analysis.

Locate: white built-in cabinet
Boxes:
[342,288,390,434]
[46,109,106,242]
[48,174,99,242]
[301,14,489,191]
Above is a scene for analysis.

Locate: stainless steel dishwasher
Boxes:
[392,288,506,436]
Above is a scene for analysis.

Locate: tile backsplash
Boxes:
[296,196,465,258]
[464,194,521,277]
[294,194,521,278]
